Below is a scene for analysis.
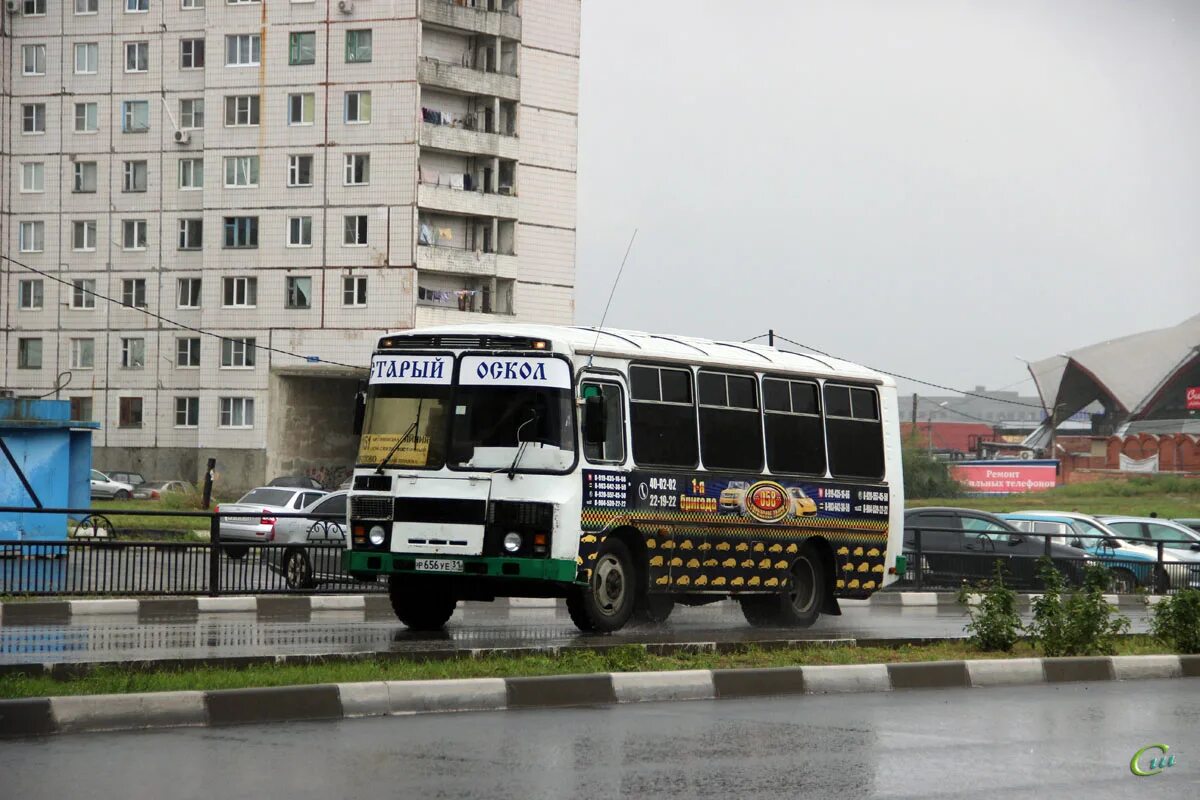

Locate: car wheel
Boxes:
[566,538,637,633]
[284,548,316,590]
[1111,568,1137,594]
[632,594,675,625]
[388,575,456,631]
[224,545,249,559]
[114,489,130,500]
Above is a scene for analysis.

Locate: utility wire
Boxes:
[1,253,365,371]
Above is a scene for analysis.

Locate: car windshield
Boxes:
[237,488,296,506]
[358,383,451,469]
[449,385,575,471]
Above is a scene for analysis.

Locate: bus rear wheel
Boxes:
[389,575,457,631]
[739,546,826,629]
[566,538,636,633]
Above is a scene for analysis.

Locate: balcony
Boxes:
[417,243,518,278]
[420,122,519,160]
[421,0,522,40]
[418,57,520,102]
[418,183,517,219]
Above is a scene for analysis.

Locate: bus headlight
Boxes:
[503,532,522,553]
[368,525,387,546]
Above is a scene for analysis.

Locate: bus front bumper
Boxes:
[342,550,578,584]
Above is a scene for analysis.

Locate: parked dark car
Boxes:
[267,475,325,490]
[904,507,1088,589]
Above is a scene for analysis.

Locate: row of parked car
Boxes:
[90,470,339,502]
[904,507,1200,592]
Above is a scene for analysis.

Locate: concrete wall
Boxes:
[264,372,361,489]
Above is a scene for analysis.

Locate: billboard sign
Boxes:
[950,460,1057,495]
[1188,387,1200,411]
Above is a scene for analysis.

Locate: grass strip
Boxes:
[0,637,1171,700]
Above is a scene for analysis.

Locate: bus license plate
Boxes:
[415,558,463,573]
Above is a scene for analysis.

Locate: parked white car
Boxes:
[216,486,327,558]
[265,491,351,589]
[90,470,134,500]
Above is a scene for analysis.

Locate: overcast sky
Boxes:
[574,0,1200,397]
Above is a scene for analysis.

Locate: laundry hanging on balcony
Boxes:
[418,224,434,245]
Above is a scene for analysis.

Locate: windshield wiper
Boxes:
[506,410,539,480]
[375,421,418,475]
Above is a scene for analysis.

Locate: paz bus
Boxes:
[342,325,904,633]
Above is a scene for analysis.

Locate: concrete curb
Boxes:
[0,591,1161,624]
[3,654,1194,739]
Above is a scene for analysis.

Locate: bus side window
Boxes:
[762,377,826,475]
[824,384,884,480]
[697,370,763,471]
[582,381,626,464]
[629,364,699,468]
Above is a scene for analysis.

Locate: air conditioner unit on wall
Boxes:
[337,0,353,13]
[5,0,20,14]
[173,130,191,145]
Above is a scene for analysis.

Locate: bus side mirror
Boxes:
[582,395,607,445]
[352,389,366,436]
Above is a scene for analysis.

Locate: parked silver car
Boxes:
[265,491,350,589]
[216,486,327,558]
[90,469,134,500]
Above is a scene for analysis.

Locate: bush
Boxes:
[957,562,1022,652]
[1150,589,1200,654]
[1028,559,1130,657]
[902,445,963,499]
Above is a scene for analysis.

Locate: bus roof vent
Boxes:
[378,335,548,351]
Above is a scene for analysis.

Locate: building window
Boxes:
[74,162,98,193]
[224,95,260,126]
[345,29,372,63]
[225,34,261,66]
[18,221,45,253]
[223,155,259,187]
[70,338,95,369]
[180,98,205,129]
[123,160,149,193]
[76,0,99,13]
[221,337,256,368]
[287,155,313,187]
[121,338,146,369]
[176,338,201,368]
[175,397,199,427]
[125,41,150,73]
[22,44,47,76]
[219,397,255,428]
[121,279,147,309]
[182,0,204,9]
[23,0,46,15]
[126,0,149,11]
[222,217,259,249]
[344,154,370,185]
[344,91,371,124]
[343,275,367,307]
[73,220,98,251]
[72,279,97,309]
[344,215,368,246]
[179,158,204,189]
[287,216,312,247]
[289,32,316,65]
[287,93,314,126]
[20,163,44,193]
[75,43,99,74]
[22,104,46,134]
[74,103,99,133]
[122,100,150,133]
[178,219,204,250]
[18,280,44,311]
[177,278,202,309]
[222,276,257,307]
[123,220,149,250]
[286,277,312,309]
[71,397,94,421]
[181,38,206,69]
[119,397,144,428]
[17,338,43,370]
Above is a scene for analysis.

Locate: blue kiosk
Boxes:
[0,398,99,546]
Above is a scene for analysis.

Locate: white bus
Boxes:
[343,324,904,633]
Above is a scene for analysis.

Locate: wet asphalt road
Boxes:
[3,679,1197,799]
[0,601,1152,665]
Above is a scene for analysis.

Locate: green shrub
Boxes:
[957,562,1022,652]
[1028,559,1130,657]
[1149,589,1200,654]
[902,445,962,499]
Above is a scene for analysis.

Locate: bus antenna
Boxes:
[587,229,638,368]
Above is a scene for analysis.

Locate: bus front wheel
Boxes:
[567,538,637,633]
[389,575,457,631]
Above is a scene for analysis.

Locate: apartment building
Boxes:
[0,0,580,488]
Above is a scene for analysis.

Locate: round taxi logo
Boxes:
[744,480,790,523]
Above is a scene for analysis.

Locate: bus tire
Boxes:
[632,595,675,624]
[566,538,636,633]
[389,575,456,631]
[738,546,826,628]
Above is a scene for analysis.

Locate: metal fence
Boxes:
[0,506,383,597]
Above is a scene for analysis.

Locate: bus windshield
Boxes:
[358,384,450,469]
[449,385,575,471]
